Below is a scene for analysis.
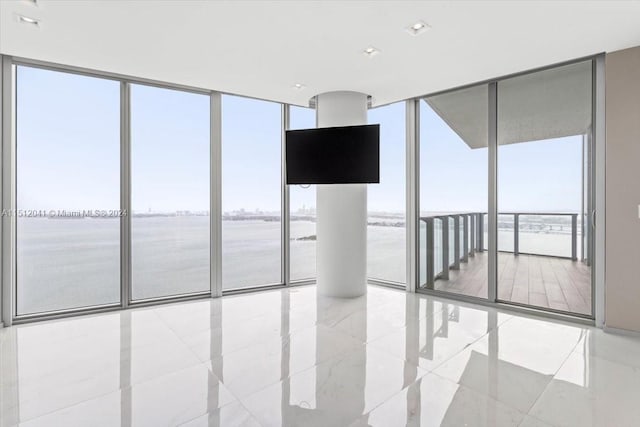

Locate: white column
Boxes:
[315,91,368,298]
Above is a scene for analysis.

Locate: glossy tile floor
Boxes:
[1,285,639,427]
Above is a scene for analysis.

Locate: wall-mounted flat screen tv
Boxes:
[285,124,380,185]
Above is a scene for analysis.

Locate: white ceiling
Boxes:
[1,1,640,107]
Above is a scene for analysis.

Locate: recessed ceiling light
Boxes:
[17,14,40,25]
[293,83,306,90]
[406,21,430,36]
[363,46,380,57]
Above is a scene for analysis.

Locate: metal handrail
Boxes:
[420,212,579,289]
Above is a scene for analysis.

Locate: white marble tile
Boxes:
[0,401,19,427]
[126,334,203,385]
[155,291,284,340]
[574,328,640,369]
[529,351,640,427]
[2,337,203,424]
[308,292,390,327]
[349,374,525,427]
[327,295,448,343]
[239,346,428,427]
[366,285,412,306]
[17,364,236,427]
[0,312,201,424]
[179,309,316,362]
[368,303,511,371]
[154,299,223,338]
[2,309,155,348]
[518,415,555,427]
[209,324,363,398]
[2,285,639,427]
[14,390,122,427]
[432,348,552,415]
[432,316,585,413]
[326,303,407,343]
[220,291,285,322]
[179,401,262,427]
[278,286,317,313]
[1,359,120,425]
[1,309,184,386]
[483,316,586,374]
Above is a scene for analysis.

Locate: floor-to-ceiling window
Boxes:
[16,66,121,315]
[130,84,211,301]
[368,102,406,284]
[288,106,316,282]
[419,85,489,299]
[497,61,593,316]
[6,56,596,323]
[417,60,594,318]
[222,95,282,289]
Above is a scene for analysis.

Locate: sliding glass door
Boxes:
[418,60,594,318]
[16,66,121,315]
[419,85,489,299]
[497,61,593,316]
[130,84,211,301]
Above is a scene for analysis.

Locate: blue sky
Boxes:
[131,84,210,213]
[420,98,582,214]
[222,95,281,213]
[17,66,583,216]
[17,67,121,212]
[368,102,406,213]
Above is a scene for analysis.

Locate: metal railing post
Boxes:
[478,213,484,252]
[469,213,475,257]
[453,215,460,270]
[463,214,469,262]
[420,211,580,276]
[513,213,519,256]
[425,218,435,289]
[571,214,578,261]
[441,216,450,280]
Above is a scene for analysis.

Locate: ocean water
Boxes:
[16,217,406,315]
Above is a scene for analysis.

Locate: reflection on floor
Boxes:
[434,252,592,315]
[2,285,638,426]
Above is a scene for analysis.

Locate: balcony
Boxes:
[420,212,591,316]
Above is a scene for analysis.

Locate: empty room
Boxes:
[1,1,640,426]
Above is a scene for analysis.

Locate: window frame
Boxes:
[0,53,604,326]
[0,57,291,325]
[413,56,602,323]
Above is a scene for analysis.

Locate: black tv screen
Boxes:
[285,124,380,185]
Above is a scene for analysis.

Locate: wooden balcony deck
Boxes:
[431,252,592,316]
